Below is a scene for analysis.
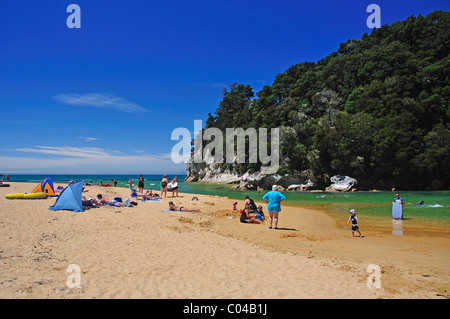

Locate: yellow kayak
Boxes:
[5,192,48,200]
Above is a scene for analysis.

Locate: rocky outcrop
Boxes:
[184,158,241,184]
[185,159,318,191]
[325,175,357,192]
[286,180,315,191]
[185,156,357,192]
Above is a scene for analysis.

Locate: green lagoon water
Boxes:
[189,183,450,227]
[7,174,450,232]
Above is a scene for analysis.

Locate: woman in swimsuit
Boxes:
[161,175,169,199]
[138,175,145,194]
[168,201,199,212]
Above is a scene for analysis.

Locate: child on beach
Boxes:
[255,205,265,221]
[346,209,362,237]
[232,201,237,211]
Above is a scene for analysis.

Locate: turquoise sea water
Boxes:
[5,174,450,231]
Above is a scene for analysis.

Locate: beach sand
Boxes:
[0,182,448,299]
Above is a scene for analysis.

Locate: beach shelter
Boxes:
[49,180,84,212]
[31,177,56,196]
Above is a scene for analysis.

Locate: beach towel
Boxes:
[123,198,132,207]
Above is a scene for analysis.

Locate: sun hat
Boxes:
[349,209,356,213]
[272,185,278,191]
[233,201,237,204]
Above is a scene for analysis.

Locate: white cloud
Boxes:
[2,146,185,174]
[53,93,148,113]
[78,137,102,142]
[16,146,110,159]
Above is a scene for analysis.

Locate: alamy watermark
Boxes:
[66,264,82,289]
[171,120,280,174]
[367,264,381,289]
[66,4,81,29]
[367,4,381,29]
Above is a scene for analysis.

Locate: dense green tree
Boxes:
[193,11,450,190]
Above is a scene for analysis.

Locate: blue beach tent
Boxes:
[49,180,84,212]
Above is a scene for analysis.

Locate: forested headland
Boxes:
[190,11,449,191]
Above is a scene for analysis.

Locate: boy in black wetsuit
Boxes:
[346,209,362,237]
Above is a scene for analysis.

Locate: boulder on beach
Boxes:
[325,175,357,192]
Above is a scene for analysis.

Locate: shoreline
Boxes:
[0,182,449,298]
[7,176,449,192]
[5,180,450,236]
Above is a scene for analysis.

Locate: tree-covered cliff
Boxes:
[194,11,450,190]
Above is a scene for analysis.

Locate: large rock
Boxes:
[286,180,315,191]
[326,175,357,192]
[185,156,319,190]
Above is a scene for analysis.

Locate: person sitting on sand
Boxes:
[244,195,257,212]
[82,196,99,207]
[168,201,200,212]
[240,207,262,224]
[255,205,265,221]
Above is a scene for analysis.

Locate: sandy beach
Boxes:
[0,182,449,299]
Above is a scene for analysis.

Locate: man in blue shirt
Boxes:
[393,193,405,204]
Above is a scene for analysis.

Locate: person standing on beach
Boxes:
[161,175,169,199]
[346,209,362,237]
[393,193,405,205]
[170,176,179,197]
[262,185,286,229]
[138,175,145,193]
[392,193,405,219]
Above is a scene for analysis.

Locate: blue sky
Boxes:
[0,0,449,174]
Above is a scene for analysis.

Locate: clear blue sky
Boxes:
[0,0,448,174]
